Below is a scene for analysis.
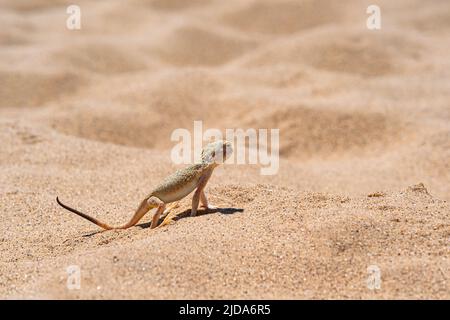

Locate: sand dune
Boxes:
[0,0,69,12]
[150,26,257,66]
[242,28,424,76]
[142,0,212,12]
[223,0,348,35]
[0,0,449,299]
[0,71,83,108]
[54,43,149,74]
[250,105,405,159]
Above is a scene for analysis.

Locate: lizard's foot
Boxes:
[158,211,177,228]
[161,202,179,217]
[157,202,180,228]
[201,204,218,211]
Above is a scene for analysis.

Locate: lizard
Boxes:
[56,140,233,231]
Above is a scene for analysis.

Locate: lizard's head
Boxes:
[201,140,233,166]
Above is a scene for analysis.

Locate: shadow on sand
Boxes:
[81,207,244,237]
[137,206,244,229]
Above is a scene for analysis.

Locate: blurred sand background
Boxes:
[0,0,449,299]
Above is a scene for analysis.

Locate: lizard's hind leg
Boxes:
[149,197,166,229]
[117,196,162,229]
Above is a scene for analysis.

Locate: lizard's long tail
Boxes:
[56,197,155,230]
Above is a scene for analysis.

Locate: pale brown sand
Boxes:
[0,0,449,299]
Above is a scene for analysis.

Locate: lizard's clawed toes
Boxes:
[157,213,176,228]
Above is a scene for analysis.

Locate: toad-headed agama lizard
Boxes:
[56,140,233,230]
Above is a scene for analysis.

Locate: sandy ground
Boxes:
[0,0,449,299]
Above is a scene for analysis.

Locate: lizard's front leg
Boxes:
[200,190,217,211]
[191,169,213,217]
[191,189,201,217]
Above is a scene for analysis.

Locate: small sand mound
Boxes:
[404,183,433,199]
[223,0,346,35]
[151,26,257,66]
[407,183,429,194]
[0,71,83,108]
[54,43,147,75]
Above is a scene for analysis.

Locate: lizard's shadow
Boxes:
[137,207,244,229]
[82,207,243,236]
